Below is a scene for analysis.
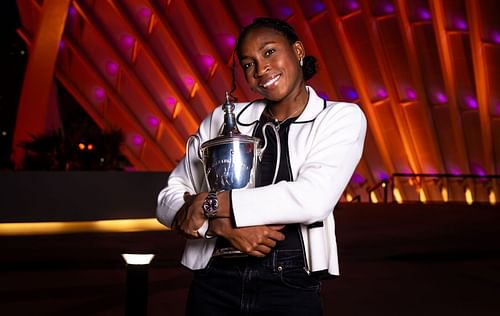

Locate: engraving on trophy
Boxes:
[204,142,255,191]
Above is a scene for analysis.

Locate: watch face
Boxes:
[203,193,219,218]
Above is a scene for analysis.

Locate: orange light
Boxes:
[78,143,85,150]
[87,144,93,150]
[346,193,353,202]
[0,218,166,236]
[393,187,403,204]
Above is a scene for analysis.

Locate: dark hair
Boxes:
[234,17,317,81]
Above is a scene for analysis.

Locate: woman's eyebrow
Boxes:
[239,40,279,60]
[259,41,277,50]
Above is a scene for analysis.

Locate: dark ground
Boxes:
[1,203,499,315]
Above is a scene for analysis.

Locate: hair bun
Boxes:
[302,56,317,81]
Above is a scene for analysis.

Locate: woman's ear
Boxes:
[294,41,305,60]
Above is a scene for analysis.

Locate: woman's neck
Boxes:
[267,86,309,121]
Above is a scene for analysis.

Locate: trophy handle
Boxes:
[260,122,281,184]
[185,134,203,191]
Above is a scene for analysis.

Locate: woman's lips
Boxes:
[260,74,281,89]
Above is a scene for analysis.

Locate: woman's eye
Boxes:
[243,62,254,70]
[264,48,276,56]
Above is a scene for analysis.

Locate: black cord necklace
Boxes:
[266,91,309,130]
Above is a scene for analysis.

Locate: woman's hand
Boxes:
[210,218,285,257]
[171,192,206,239]
[172,191,232,239]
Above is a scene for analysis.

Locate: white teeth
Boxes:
[261,75,280,88]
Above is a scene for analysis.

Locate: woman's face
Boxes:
[238,27,305,103]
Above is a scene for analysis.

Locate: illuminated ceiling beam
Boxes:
[74,1,187,156]
[466,0,495,174]
[12,0,71,168]
[429,0,471,173]
[289,1,339,99]
[395,0,447,172]
[186,0,254,101]
[62,34,175,169]
[323,2,396,177]
[394,0,448,200]
[179,0,240,97]
[17,25,148,169]
[359,1,423,176]
[143,0,219,116]
[55,69,147,169]
[72,2,184,166]
[107,0,203,126]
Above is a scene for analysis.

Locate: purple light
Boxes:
[406,88,417,100]
[221,34,236,47]
[280,6,293,18]
[471,164,486,176]
[340,86,358,100]
[464,95,478,109]
[425,167,437,174]
[417,8,431,20]
[435,91,447,104]
[200,55,215,69]
[132,135,144,146]
[148,116,160,127]
[105,61,119,76]
[318,91,329,100]
[401,167,413,174]
[94,87,106,101]
[347,0,360,10]
[376,88,388,99]
[378,172,389,181]
[59,40,65,50]
[454,17,467,30]
[496,102,500,115]
[382,2,395,14]
[120,34,135,49]
[351,173,365,184]
[449,167,461,176]
[138,7,152,18]
[313,1,326,13]
[165,96,177,112]
[491,31,500,44]
[68,6,77,17]
[184,76,195,88]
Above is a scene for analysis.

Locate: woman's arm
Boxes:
[208,218,285,257]
[232,103,367,227]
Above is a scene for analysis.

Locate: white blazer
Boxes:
[157,86,367,276]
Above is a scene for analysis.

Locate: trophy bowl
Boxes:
[200,135,261,192]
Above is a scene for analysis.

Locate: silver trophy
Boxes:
[186,92,280,256]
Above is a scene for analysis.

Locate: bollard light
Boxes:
[122,253,155,316]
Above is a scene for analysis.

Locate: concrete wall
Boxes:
[0,171,169,222]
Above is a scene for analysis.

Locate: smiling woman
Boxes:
[236,18,310,120]
[157,17,367,315]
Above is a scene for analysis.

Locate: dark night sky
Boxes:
[0,2,121,170]
[0,2,26,168]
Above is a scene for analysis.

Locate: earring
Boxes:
[299,58,304,67]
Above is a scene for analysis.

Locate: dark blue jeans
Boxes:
[186,249,323,315]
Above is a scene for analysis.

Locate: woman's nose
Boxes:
[255,62,270,77]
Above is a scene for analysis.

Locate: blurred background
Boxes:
[2,0,499,204]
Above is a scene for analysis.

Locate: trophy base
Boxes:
[212,247,248,258]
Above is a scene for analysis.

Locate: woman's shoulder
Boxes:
[322,100,365,120]
[325,100,362,110]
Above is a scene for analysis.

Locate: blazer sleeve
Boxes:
[156,112,216,228]
[231,103,367,227]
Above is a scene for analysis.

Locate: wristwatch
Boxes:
[202,191,219,218]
